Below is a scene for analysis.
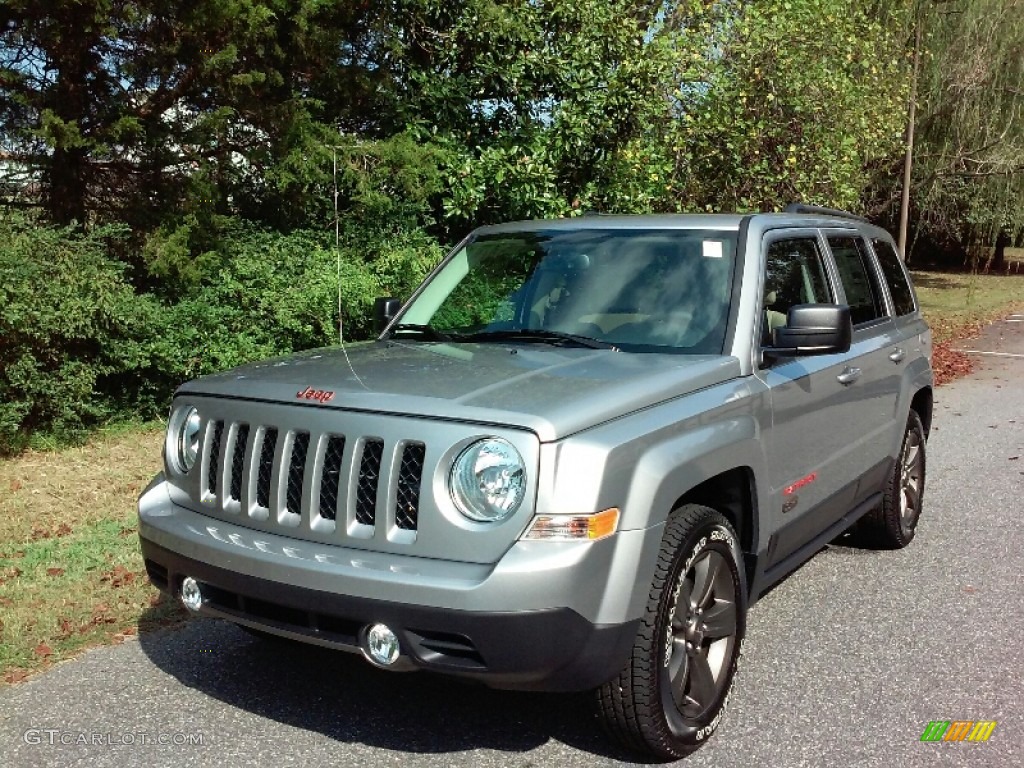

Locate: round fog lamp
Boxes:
[180,576,203,612]
[364,623,400,666]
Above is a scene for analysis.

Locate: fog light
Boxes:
[180,576,203,612]
[364,623,400,667]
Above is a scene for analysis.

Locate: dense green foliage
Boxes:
[1,0,1019,447]
[3,1,917,238]
[0,215,158,449]
[0,211,438,451]
[906,0,1024,265]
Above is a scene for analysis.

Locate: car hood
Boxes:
[177,341,742,441]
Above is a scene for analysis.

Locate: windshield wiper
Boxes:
[388,323,457,342]
[462,328,619,351]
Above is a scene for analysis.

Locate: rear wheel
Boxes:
[858,410,926,549]
[597,504,745,760]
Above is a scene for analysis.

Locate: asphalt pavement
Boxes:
[2,317,1022,768]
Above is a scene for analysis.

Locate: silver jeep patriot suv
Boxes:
[139,205,932,760]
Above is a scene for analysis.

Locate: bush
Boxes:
[153,223,443,382]
[0,213,162,452]
[0,214,445,453]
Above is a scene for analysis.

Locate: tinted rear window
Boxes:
[828,235,886,325]
[872,239,916,316]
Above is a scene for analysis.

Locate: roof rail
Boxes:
[783,203,868,223]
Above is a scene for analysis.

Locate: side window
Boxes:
[763,237,832,342]
[872,238,916,316]
[827,235,886,325]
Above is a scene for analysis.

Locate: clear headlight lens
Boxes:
[450,438,526,523]
[174,406,202,473]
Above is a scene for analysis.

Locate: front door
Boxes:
[756,230,861,566]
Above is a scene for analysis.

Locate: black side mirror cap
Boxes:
[373,297,401,334]
[764,303,852,358]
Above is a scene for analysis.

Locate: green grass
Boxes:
[912,269,1024,342]
[0,423,185,684]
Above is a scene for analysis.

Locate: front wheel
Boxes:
[597,504,746,760]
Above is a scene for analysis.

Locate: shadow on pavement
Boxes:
[136,612,644,763]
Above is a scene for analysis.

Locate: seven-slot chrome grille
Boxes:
[166,396,539,564]
[201,419,427,536]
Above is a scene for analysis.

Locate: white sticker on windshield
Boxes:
[703,240,724,259]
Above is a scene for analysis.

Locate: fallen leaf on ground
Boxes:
[4,669,28,684]
[33,642,53,658]
[46,567,64,577]
[101,565,135,587]
[931,342,975,386]
[90,602,116,625]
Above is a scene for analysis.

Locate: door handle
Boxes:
[837,367,862,385]
[889,348,906,363]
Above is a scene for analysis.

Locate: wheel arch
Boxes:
[911,386,933,437]
[671,467,758,596]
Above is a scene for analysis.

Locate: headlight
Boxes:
[450,438,526,522]
[173,406,202,473]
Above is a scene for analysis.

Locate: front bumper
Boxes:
[139,476,654,691]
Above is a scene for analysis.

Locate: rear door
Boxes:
[870,235,931,378]
[821,230,901,502]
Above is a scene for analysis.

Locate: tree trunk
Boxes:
[46,146,88,226]
[993,228,1009,271]
[41,3,97,226]
[898,20,923,260]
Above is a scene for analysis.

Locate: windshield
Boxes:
[394,228,739,354]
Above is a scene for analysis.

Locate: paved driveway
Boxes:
[2,318,1022,768]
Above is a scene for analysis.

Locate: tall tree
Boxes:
[0,1,341,228]
[901,0,1024,265]
[664,0,912,214]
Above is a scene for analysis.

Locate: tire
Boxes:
[597,504,746,761]
[857,410,926,549]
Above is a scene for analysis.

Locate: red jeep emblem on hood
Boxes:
[296,386,335,404]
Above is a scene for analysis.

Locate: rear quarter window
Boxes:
[872,238,916,316]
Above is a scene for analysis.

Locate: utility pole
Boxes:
[898,19,923,261]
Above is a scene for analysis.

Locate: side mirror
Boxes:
[765,304,852,357]
[373,297,401,333]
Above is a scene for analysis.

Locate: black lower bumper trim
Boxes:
[141,538,637,691]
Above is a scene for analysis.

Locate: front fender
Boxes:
[535,379,770,623]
